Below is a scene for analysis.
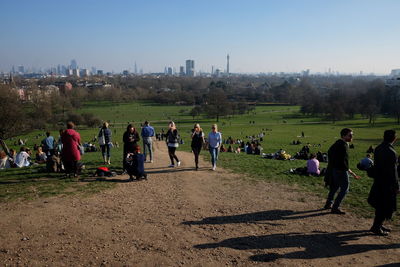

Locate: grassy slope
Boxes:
[1,101,399,223]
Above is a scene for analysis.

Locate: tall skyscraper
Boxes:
[18,65,25,74]
[70,59,78,69]
[134,61,138,74]
[226,54,230,76]
[185,59,195,77]
[167,67,173,75]
[72,68,80,77]
[179,66,185,76]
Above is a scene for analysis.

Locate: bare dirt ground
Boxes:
[1,141,399,266]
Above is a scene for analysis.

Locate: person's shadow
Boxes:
[194,230,400,261]
[182,209,330,226]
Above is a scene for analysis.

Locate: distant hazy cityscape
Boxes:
[3,55,400,79]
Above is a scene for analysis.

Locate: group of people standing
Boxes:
[96,120,223,172]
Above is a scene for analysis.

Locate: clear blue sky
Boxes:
[1,0,399,74]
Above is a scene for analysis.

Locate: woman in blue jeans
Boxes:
[208,124,222,171]
[98,122,112,164]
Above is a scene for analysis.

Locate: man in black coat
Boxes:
[324,128,361,214]
[368,130,399,236]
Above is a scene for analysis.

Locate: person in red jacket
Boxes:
[61,121,82,177]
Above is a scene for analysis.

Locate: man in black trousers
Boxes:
[368,130,399,236]
[324,128,361,214]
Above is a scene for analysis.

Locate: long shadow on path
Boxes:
[182,209,330,225]
[195,230,400,262]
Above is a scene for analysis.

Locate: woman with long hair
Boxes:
[191,123,205,170]
[208,124,222,171]
[166,121,180,167]
[123,124,140,172]
[98,121,112,164]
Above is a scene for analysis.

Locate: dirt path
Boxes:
[1,141,399,266]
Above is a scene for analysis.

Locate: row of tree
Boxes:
[298,79,400,123]
[2,74,399,139]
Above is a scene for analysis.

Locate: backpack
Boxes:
[95,166,116,177]
[98,129,105,146]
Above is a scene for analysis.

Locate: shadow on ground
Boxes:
[182,209,330,225]
[194,230,399,262]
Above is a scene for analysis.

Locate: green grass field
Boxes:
[1,101,399,223]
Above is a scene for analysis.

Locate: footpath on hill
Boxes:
[0,141,399,266]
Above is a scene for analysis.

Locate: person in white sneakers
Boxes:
[166,121,181,167]
[208,124,222,171]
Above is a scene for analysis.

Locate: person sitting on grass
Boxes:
[245,142,253,154]
[254,143,263,155]
[307,153,321,176]
[0,151,10,169]
[227,145,234,153]
[220,144,227,152]
[15,147,32,168]
[360,154,374,170]
[35,146,47,164]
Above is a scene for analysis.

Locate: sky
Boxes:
[1,0,400,74]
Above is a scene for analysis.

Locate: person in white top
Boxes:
[15,147,31,168]
[208,124,222,171]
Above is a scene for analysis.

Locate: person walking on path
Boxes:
[191,123,205,170]
[61,122,82,177]
[324,128,361,214]
[368,130,399,236]
[141,121,155,163]
[98,122,112,164]
[123,124,140,172]
[208,124,222,171]
[166,121,180,167]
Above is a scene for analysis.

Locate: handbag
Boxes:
[78,144,85,155]
[98,129,105,146]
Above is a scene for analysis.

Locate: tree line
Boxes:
[1,74,399,139]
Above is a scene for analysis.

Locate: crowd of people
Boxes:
[1,122,399,237]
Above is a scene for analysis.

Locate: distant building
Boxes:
[386,69,400,87]
[167,67,173,76]
[61,65,67,76]
[67,68,74,76]
[179,66,185,76]
[80,69,90,77]
[18,65,24,74]
[97,70,104,75]
[390,69,400,76]
[55,81,73,93]
[186,59,195,77]
[122,70,129,76]
[70,59,78,69]
[386,77,400,87]
[72,68,80,77]
[44,85,60,95]
[226,54,230,76]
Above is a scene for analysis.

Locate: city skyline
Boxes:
[1,0,400,75]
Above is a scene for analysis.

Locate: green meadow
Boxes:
[1,101,399,222]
